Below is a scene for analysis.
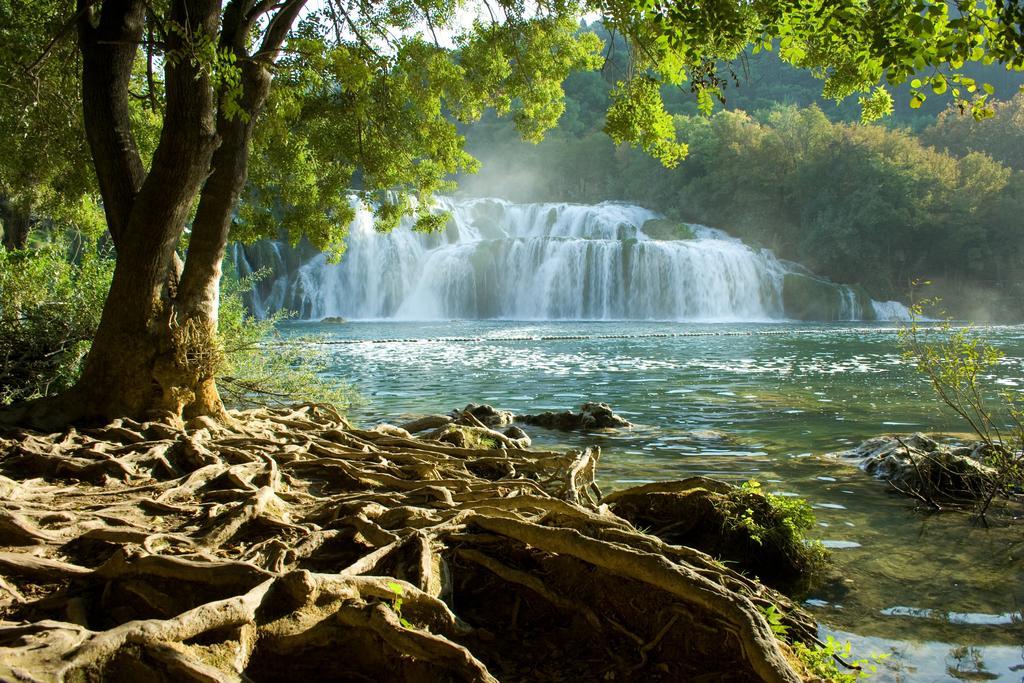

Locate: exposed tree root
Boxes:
[0,404,816,682]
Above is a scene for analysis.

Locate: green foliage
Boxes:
[0,238,113,404]
[758,603,789,638]
[386,581,413,629]
[924,92,1024,170]
[216,269,358,411]
[605,76,688,166]
[791,635,888,683]
[733,480,822,561]
[594,0,1024,166]
[899,295,1024,517]
[756,602,888,682]
[0,0,100,243]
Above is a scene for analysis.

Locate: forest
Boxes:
[459,25,1024,318]
[1,1,1023,682]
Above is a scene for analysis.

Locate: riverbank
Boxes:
[0,405,825,682]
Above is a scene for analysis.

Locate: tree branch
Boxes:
[257,0,309,60]
[77,0,147,247]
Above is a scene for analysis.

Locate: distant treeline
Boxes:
[459,25,1024,320]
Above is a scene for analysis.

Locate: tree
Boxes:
[925,92,1024,169]
[2,0,1022,427]
[0,1,103,250]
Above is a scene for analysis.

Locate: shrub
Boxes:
[0,237,112,404]
[216,268,357,410]
[900,294,1024,519]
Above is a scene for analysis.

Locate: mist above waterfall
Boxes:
[232,197,908,322]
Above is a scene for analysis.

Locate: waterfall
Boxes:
[872,300,912,321]
[838,286,859,321]
[232,197,908,322]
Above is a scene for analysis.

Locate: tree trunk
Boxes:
[0,198,31,250]
[175,59,273,419]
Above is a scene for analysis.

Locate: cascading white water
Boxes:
[872,300,912,321]
[234,196,909,322]
[837,286,859,321]
[284,198,787,321]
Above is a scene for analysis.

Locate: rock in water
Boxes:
[452,403,515,428]
[503,425,531,449]
[521,402,632,431]
[604,477,826,590]
[828,433,998,501]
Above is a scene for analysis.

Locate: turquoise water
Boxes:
[283,321,1024,680]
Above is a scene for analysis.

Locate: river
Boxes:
[279,320,1024,681]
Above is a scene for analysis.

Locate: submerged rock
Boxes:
[521,402,632,431]
[604,477,826,589]
[426,423,531,450]
[429,424,505,449]
[828,433,998,501]
[641,218,696,241]
[781,272,875,322]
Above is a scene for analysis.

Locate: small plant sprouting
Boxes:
[387,581,414,629]
[758,603,789,637]
[735,479,821,556]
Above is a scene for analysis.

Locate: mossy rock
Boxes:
[605,477,827,591]
[641,218,696,241]
[782,272,872,321]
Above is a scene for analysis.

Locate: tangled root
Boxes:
[0,404,814,682]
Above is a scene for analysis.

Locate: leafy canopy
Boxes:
[1,0,1022,255]
[234,8,603,258]
[598,0,1023,163]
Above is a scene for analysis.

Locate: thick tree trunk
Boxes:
[69,0,222,424]
[77,0,146,246]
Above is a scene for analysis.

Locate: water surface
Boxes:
[283,320,1024,680]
